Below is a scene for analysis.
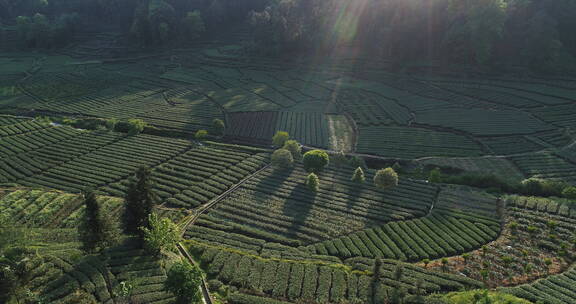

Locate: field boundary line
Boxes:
[179,163,271,235]
[176,243,213,304]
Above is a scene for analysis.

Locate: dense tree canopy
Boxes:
[248,0,576,71]
[2,0,576,71]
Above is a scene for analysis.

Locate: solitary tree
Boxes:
[303,150,329,173]
[271,149,294,169]
[195,129,208,140]
[272,131,289,147]
[79,189,120,252]
[283,140,302,161]
[124,167,157,238]
[374,168,399,189]
[462,253,471,265]
[306,173,320,192]
[165,262,203,304]
[351,167,365,183]
[212,119,225,136]
[422,258,430,269]
[441,258,449,272]
[140,213,180,256]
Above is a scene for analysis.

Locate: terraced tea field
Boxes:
[1,28,576,304]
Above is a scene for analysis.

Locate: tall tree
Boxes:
[165,261,203,304]
[79,189,120,252]
[80,190,104,252]
[124,167,158,237]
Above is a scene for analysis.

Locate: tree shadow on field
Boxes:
[253,166,292,195]
[282,182,314,240]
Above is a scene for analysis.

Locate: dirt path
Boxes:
[327,114,355,152]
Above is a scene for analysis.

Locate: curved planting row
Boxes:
[0,124,83,157]
[356,126,484,159]
[0,125,271,208]
[102,144,269,207]
[500,267,576,304]
[195,165,436,244]
[17,133,192,193]
[190,242,482,304]
[312,212,499,262]
[335,88,411,126]
[27,243,175,304]
[0,188,123,228]
[509,152,576,184]
[310,187,501,261]
[0,119,48,136]
[0,115,26,126]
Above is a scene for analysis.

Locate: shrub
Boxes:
[212,119,225,136]
[272,131,289,147]
[351,167,365,183]
[271,149,294,169]
[302,150,329,173]
[374,167,398,189]
[283,140,302,161]
[195,129,208,140]
[306,173,319,192]
[127,119,146,135]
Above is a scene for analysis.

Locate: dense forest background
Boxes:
[1,0,576,72]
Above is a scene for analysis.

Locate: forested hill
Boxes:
[1,0,576,72]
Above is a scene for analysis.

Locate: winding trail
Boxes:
[173,163,271,304]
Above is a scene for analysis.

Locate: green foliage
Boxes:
[374,168,399,189]
[562,186,576,200]
[439,289,532,304]
[181,10,206,40]
[306,173,319,192]
[195,129,208,140]
[212,118,225,136]
[140,213,180,256]
[15,12,80,49]
[272,131,290,148]
[271,149,294,170]
[165,261,203,304]
[429,168,442,183]
[302,150,329,173]
[124,167,157,237]
[445,0,508,64]
[127,118,146,136]
[282,140,302,161]
[351,167,365,183]
[105,118,118,132]
[79,190,120,252]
